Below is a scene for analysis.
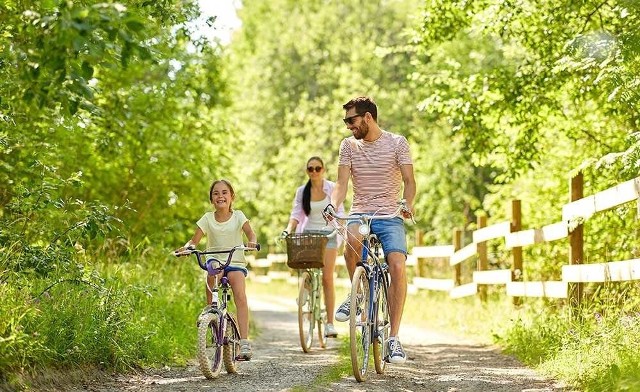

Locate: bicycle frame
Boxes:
[200,272,233,355]
[324,200,411,382]
[358,229,389,343]
[352,219,390,379]
[175,244,259,379]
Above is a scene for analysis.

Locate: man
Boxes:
[329,96,416,364]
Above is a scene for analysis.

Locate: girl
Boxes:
[177,179,257,360]
[282,156,343,338]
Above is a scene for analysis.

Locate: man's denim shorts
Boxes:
[303,229,338,249]
[347,216,407,256]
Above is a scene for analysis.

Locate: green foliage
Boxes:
[492,294,640,392]
[417,0,640,171]
[2,0,640,388]
[227,0,429,243]
[0,240,201,387]
[0,0,233,384]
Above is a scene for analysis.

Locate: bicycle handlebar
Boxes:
[174,244,261,274]
[323,199,415,223]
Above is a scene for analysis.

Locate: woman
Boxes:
[283,156,343,338]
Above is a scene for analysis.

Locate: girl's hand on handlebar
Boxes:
[174,242,196,257]
[246,242,261,251]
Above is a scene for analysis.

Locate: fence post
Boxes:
[477,216,488,302]
[453,228,462,286]
[415,229,423,247]
[414,229,426,277]
[569,172,584,308]
[511,199,523,306]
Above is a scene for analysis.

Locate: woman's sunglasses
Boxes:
[307,166,323,173]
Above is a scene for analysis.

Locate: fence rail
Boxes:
[250,173,640,305]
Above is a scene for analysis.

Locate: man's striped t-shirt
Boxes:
[338,130,413,215]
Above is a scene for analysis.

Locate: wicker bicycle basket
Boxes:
[285,233,328,269]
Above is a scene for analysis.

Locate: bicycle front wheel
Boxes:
[373,276,390,374]
[298,271,314,352]
[349,266,372,382]
[223,313,242,373]
[317,275,328,349]
[196,312,223,379]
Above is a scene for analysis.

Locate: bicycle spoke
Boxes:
[298,271,314,352]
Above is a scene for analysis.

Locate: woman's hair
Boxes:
[209,179,235,211]
[302,156,324,216]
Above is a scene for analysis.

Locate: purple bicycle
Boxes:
[175,243,260,379]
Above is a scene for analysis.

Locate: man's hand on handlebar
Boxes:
[322,204,336,222]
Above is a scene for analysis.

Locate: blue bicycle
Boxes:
[324,200,412,382]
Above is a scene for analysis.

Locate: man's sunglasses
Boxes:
[307,166,323,173]
[343,112,366,125]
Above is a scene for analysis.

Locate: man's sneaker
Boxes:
[239,339,252,360]
[335,295,361,322]
[335,295,352,322]
[325,323,338,338]
[387,338,407,364]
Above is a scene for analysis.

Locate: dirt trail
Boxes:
[51,295,570,392]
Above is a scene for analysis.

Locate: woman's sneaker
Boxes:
[239,339,252,360]
[325,323,338,338]
[387,338,407,364]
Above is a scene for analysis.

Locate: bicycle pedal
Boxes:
[235,355,251,361]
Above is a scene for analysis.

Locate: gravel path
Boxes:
[50,293,573,392]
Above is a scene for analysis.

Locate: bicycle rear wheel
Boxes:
[223,313,242,373]
[373,277,390,374]
[196,312,223,379]
[349,266,371,382]
[298,271,314,352]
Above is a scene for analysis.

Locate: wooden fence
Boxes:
[250,173,640,305]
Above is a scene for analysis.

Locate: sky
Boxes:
[196,0,242,44]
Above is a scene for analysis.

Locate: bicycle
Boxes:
[282,232,330,353]
[323,200,413,382]
[174,243,260,379]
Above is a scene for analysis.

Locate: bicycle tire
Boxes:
[349,266,371,382]
[196,312,223,379]
[373,274,390,374]
[223,314,242,373]
[298,271,314,352]
[317,276,328,348]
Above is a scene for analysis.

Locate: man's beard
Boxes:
[352,122,369,140]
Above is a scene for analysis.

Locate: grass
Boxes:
[4,249,640,392]
[1,245,204,390]
[499,305,640,392]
